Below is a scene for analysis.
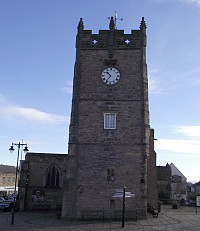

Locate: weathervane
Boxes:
[108,11,123,29]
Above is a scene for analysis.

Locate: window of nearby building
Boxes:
[46,166,60,188]
[104,113,116,129]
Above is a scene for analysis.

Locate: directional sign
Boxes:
[196,195,200,207]
[113,189,135,198]
[113,193,135,198]
[112,187,136,228]
[115,189,124,193]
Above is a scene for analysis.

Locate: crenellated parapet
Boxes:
[76,17,146,50]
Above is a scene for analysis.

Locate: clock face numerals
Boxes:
[101,67,120,85]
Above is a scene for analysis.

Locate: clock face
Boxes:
[101,67,120,85]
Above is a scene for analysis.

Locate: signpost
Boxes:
[196,195,200,214]
[196,195,200,207]
[113,186,135,228]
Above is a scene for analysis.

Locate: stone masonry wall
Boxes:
[65,18,150,220]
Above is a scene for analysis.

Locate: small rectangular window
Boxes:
[104,113,116,129]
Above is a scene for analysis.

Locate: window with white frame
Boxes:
[104,113,116,129]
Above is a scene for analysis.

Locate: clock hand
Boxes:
[106,71,111,81]
[106,71,111,77]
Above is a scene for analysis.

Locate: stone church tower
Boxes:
[62,17,154,219]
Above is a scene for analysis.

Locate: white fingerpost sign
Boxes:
[196,195,200,207]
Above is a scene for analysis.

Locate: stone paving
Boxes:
[1,205,200,231]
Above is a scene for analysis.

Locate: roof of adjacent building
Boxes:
[170,163,187,181]
[157,163,187,182]
[157,164,171,181]
[0,164,16,173]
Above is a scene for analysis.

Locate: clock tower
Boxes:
[62,16,152,219]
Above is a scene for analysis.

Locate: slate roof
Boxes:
[0,164,16,173]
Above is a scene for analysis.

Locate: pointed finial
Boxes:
[108,12,123,30]
[109,16,115,30]
[140,17,147,29]
[78,18,84,32]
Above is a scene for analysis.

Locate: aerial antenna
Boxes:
[108,11,123,29]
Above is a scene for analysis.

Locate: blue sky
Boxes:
[0,0,200,182]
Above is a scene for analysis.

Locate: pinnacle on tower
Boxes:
[77,18,84,32]
[140,17,147,30]
[109,16,115,30]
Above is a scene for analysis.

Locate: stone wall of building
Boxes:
[18,18,158,220]
[63,17,152,220]
[147,129,158,208]
[157,164,172,203]
[18,153,68,211]
[0,165,16,196]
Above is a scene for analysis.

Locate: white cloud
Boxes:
[62,81,73,94]
[5,106,67,124]
[173,125,200,138]
[155,138,200,154]
[190,73,200,86]
[149,65,200,96]
[179,0,200,6]
[0,96,67,124]
[148,67,164,94]
[155,125,200,154]
[148,78,163,94]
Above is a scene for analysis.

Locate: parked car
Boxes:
[0,196,15,212]
[0,197,5,203]
[188,200,196,206]
[2,202,14,212]
[0,201,12,211]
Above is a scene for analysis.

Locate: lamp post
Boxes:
[9,142,29,225]
[122,186,126,228]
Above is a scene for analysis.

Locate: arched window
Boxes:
[46,165,61,188]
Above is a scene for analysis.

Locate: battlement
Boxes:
[77,29,142,49]
[76,17,146,49]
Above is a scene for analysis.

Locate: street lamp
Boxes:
[9,141,29,225]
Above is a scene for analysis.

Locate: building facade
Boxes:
[170,163,187,201]
[157,164,172,203]
[147,129,158,208]
[0,164,16,196]
[18,153,67,211]
[18,17,157,219]
[62,17,156,220]
[157,163,187,203]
